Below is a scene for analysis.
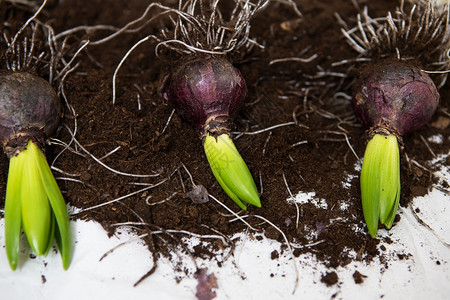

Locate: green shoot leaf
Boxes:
[30,141,73,270]
[379,136,400,226]
[4,154,25,270]
[21,144,53,256]
[3,140,72,270]
[204,133,261,210]
[361,134,400,238]
[43,211,56,256]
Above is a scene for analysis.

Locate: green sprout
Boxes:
[203,133,261,210]
[360,134,400,238]
[4,140,72,270]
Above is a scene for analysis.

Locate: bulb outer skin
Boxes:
[161,55,247,134]
[352,60,439,137]
[0,71,61,157]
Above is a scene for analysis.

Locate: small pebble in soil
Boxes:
[284,216,293,227]
[195,268,218,300]
[186,185,209,204]
[315,221,328,236]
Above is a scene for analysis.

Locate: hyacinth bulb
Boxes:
[0,71,72,269]
[162,55,247,129]
[352,61,439,136]
[352,61,439,238]
[162,56,261,210]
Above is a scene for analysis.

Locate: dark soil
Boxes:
[321,271,339,287]
[352,270,367,284]
[1,0,449,289]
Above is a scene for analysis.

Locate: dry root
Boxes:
[154,0,270,58]
[1,0,87,85]
[341,0,450,88]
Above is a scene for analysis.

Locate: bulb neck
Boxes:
[367,125,403,146]
[3,129,46,158]
[201,115,231,140]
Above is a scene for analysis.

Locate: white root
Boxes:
[340,1,450,87]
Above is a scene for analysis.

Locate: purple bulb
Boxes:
[0,71,61,157]
[161,56,247,131]
[352,61,439,136]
